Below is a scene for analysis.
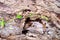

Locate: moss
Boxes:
[16,14,23,19]
[0,18,5,28]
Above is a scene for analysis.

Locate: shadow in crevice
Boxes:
[22,17,42,34]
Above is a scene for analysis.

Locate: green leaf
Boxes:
[16,14,23,19]
[0,19,5,27]
[1,21,5,27]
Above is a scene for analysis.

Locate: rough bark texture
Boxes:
[0,0,60,14]
[0,0,60,40]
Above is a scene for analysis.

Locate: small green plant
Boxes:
[29,13,32,16]
[16,14,23,19]
[29,12,33,16]
[0,18,5,28]
[41,15,49,21]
